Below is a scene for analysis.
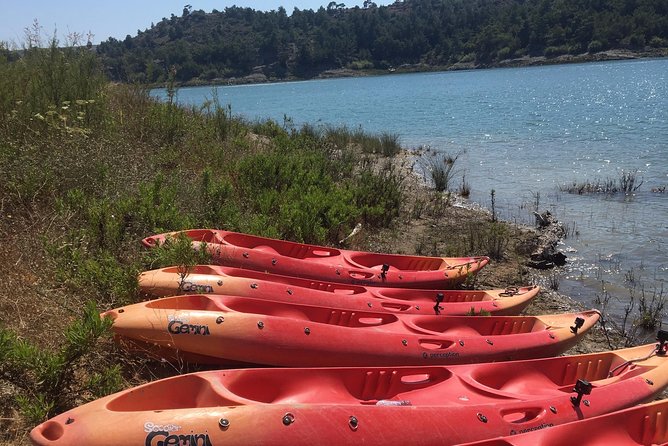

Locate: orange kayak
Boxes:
[460,397,668,445]
[141,229,490,288]
[138,265,539,316]
[30,342,668,446]
[104,294,599,366]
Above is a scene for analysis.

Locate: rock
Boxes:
[526,211,567,269]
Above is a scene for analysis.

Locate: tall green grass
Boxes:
[0,34,405,434]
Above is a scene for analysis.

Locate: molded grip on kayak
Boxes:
[348,271,375,279]
[380,302,412,312]
[500,407,545,424]
[419,340,456,350]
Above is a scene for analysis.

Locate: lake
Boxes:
[154,59,668,323]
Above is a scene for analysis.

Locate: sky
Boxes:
[0,0,392,47]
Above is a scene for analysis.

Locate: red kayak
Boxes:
[138,265,540,316]
[141,229,490,288]
[30,342,668,446]
[103,294,599,366]
[460,397,668,445]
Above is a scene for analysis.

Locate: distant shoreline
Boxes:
[167,48,668,89]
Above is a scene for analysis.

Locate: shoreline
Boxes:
[169,48,668,88]
[356,148,628,355]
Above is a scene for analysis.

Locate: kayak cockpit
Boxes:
[345,252,446,271]
[468,349,657,397]
[222,232,341,259]
[105,374,243,411]
[405,315,547,337]
[220,367,456,404]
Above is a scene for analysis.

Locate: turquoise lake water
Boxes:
[154,59,668,322]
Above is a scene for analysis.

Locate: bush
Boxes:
[419,151,463,193]
[587,40,605,53]
[0,302,113,425]
[0,36,407,437]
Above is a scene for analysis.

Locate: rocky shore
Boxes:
[179,49,668,88]
[350,149,623,355]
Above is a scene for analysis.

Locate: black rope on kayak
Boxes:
[607,332,667,378]
[433,293,444,315]
[499,286,519,297]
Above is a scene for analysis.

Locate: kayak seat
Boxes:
[345,252,444,271]
[144,294,223,312]
[106,374,238,411]
[356,368,453,401]
[468,367,565,397]
[223,232,340,259]
[404,319,482,337]
[224,372,359,404]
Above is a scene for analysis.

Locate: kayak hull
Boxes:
[30,343,668,446]
[104,294,599,366]
[460,397,668,445]
[142,229,490,288]
[138,265,539,316]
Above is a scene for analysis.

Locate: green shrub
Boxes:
[0,302,112,424]
[0,38,407,435]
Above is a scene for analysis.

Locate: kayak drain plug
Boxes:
[219,418,230,429]
[570,317,585,334]
[570,379,592,407]
[348,416,359,431]
[282,413,295,426]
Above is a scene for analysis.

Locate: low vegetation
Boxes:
[418,150,463,193]
[1,25,662,444]
[0,35,407,440]
[560,170,644,195]
[595,281,666,348]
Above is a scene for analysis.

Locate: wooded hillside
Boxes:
[96,0,668,84]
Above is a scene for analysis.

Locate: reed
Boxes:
[323,125,402,156]
[419,150,463,193]
[595,280,666,347]
[560,170,644,195]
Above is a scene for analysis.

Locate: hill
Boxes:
[96,0,668,84]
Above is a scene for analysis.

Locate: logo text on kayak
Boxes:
[168,320,211,336]
[181,281,215,293]
[145,430,212,446]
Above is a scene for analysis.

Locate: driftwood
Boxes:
[527,211,567,270]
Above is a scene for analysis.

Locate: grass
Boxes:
[595,279,666,348]
[419,150,463,193]
[323,125,402,157]
[560,170,644,195]
[0,34,406,438]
